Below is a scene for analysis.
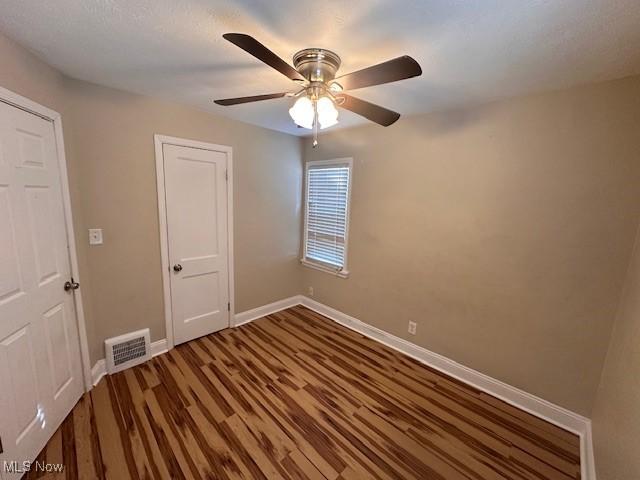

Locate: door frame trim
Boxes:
[0,86,92,392]
[154,134,235,350]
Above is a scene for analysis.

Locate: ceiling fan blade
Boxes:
[214,92,288,106]
[338,94,401,126]
[333,56,422,91]
[223,33,305,82]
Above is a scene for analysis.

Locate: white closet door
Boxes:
[163,143,230,345]
[0,102,83,477]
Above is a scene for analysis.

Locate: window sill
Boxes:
[300,259,350,278]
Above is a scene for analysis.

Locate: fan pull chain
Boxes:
[313,100,319,147]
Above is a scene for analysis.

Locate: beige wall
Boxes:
[0,33,66,111]
[64,80,303,362]
[302,76,640,415]
[591,225,640,479]
[1,32,303,363]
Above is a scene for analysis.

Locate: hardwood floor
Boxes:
[27,305,581,479]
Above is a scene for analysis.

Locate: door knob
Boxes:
[173,264,183,272]
[64,279,80,291]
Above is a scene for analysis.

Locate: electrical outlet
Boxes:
[89,228,103,245]
[408,321,417,335]
[307,286,314,297]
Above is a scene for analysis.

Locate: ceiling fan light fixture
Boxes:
[317,96,339,129]
[319,116,339,129]
[289,96,314,129]
[216,33,423,138]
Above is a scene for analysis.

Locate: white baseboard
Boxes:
[90,338,169,387]
[297,296,596,480]
[150,338,168,357]
[91,359,106,387]
[233,295,304,327]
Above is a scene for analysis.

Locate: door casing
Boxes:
[154,134,235,351]
[0,86,91,393]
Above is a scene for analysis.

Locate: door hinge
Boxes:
[0,434,3,454]
[227,302,231,312]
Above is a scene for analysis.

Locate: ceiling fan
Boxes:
[214,33,422,146]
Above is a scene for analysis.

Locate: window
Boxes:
[302,158,352,277]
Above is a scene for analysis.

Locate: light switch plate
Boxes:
[89,228,103,245]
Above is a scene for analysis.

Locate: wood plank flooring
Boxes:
[27,305,581,479]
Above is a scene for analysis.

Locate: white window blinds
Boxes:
[304,160,352,271]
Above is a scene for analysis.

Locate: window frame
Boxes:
[301,157,353,278]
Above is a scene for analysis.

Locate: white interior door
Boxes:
[163,143,230,345]
[0,101,83,476]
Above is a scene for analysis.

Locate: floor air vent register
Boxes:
[105,328,151,374]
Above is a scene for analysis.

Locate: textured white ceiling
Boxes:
[1,0,639,136]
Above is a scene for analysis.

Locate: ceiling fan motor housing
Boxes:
[293,48,341,84]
